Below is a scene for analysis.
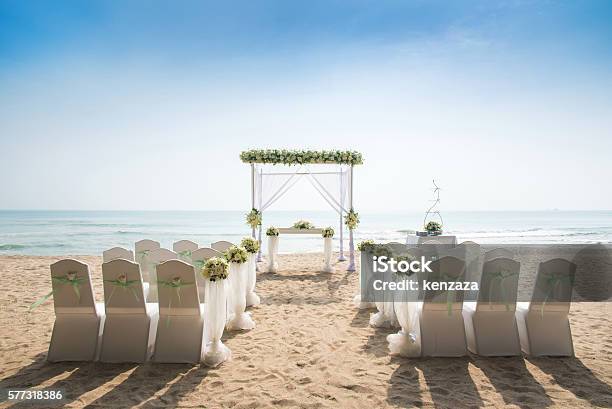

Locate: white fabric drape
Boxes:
[226,262,255,331]
[387,275,421,357]
[245,253,260,306]
[203,280,231,367]
[267,236,279,272]
[323,237,333,273]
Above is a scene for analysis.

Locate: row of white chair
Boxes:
[47,258,209,363]
[364,242,576,357]
[103,240,235,302]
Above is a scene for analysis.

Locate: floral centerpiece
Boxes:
[357,239,375,252]
[245,208,262,229]
[321,227,334,238]
[424,221,442,235]
[240,237,260,254]
[266,226,279,236]
[240,149,363,166]
[293,220,315,230]
[344,208,360,230]
[201,257,229,281]
[224,246,249,264]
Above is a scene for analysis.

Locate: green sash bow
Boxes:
[157,277,194,326]
[30,273,86,310]
[486,270,519,311]
[540,272,573,318]
[104,274,141,305]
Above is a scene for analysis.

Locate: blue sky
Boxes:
[1,1,611,211]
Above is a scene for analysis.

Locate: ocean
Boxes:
[0,210,611,256]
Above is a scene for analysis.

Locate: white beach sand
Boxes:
[0,253,611,408]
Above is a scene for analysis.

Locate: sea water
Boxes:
[0,210,611,256]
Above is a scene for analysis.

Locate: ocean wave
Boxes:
[0,244,27,250]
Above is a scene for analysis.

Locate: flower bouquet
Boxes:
[292,220,315,230]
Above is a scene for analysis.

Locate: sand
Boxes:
[0,253,611,408]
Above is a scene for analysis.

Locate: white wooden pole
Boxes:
[348,165,355,271]
[338,166,346,261]
[251,164,256,239]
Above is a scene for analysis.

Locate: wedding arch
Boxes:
[241,149,362,271]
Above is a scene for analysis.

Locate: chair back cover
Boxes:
[149,248,178,264]
[173,240,198,262]
[156,260,200,316]
[211,241,234,253]
[477,257,520,311]
[103,247,135,263]
[530,258,576,314]
[135,239,161,279]
[422,256,466,311]
[50,259,96,314]
[484,248,514,262]
[102,259,146,314]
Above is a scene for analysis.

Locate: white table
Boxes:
[267,228,333,273]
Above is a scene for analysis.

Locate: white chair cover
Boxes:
[153,260,204,363]
[420,256,467,356]
[387,270,421,357]
[102,247,134,263]
[135,239,161,283]
[463,257,521,356]
[147,248,177,302]
[516,258,576,356]
[173,240,198,263]
[211,241,234,253]
[484,247,514,262]
[99,259,158,362]
[47,259,103,362]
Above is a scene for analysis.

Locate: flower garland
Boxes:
[246,208,262,228]
[202,257,230,281]
[266,226,279,236]
[321,227,334,238]
[344,209,360,230]
[240,149,363,166]
[425,221,442,234]
[241,237,260,254]
[293,220,315,230]
[224,245,249,264]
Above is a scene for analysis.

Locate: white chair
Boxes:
[191,247,222,301]
[135,239,161,283]
[419,256,467,357]
[99,259,158,362]
[47,259,104,362]
[439,241,481,300]
[211,241,234,253]
[516,258,576,356]
[145,248,177,302]
[102,247,134,263]
[173,240,199,263]
[484,248,514,262]
[463,257,521,356]
[153,260,204,363]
